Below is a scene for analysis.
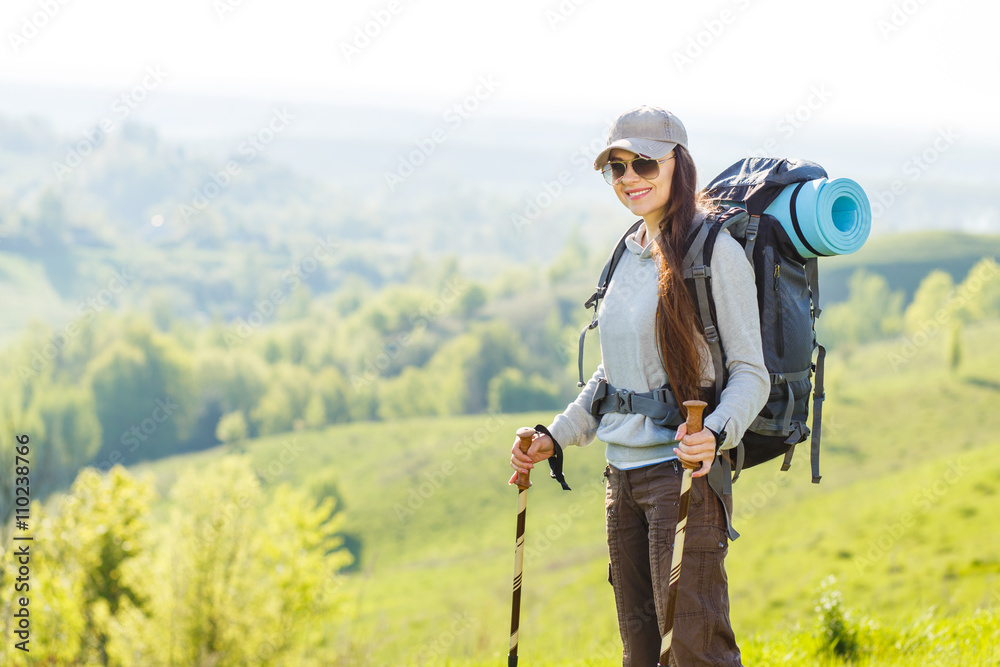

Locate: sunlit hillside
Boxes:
[99,317,1000,666]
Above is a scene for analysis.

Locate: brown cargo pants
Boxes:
[605,460,742,667]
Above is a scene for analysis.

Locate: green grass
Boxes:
[130,319,1000,665]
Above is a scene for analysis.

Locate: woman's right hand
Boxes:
[508,430,555,485]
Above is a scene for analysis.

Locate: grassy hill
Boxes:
[132,318,1000,665]
[819,231,1000,305]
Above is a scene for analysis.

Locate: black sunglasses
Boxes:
[601,155,674,185]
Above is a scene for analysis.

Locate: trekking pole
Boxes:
[658,400,708,667]
[508,427,536,667]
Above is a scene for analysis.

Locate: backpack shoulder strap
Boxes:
[585,220,643,309]
[577,220,643,386]
[683,209,747,396]
[685,209,754,530]
[684,218,726,402]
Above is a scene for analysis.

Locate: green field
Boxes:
[128,318,1000,666]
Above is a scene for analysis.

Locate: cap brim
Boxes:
[593,138,677,170]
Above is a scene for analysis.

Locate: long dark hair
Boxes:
[651,145,707,411]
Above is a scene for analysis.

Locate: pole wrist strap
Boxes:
[534,424,571,491]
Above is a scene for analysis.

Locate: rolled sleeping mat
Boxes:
[763,177,871,258]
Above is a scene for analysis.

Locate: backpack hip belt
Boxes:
[589,378,716,426]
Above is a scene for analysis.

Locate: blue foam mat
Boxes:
[763,178,871,258]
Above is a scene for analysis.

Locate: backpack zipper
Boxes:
[774,260,784,357]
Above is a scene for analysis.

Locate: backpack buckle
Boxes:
[690,265,711,280]
[703,324,719,343]
[615,388,634,413]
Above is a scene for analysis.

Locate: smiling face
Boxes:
[609,147,675,231]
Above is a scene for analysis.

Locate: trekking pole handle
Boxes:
[514,427,536,491]
[681,400,708,470]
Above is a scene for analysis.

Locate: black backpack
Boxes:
[577,158,827,496]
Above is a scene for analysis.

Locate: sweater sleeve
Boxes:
[546,363,605,449]
[702,232,770,449]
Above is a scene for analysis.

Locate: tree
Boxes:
[1,458,353,665]
[455,282,487,318]
[304,394,327,429]
[427,322,526,414]
[946,322,962,373]
[34,383,102,483]
[108,456,351,665]
[195,347,270,418]
[313,366,350,424]
[957,257,1000,321]
[488,367,563,413]
[376,366,444,420]
[817,270,904,347]
[250,385,295,436]
[215,410,249,445]
[86,319,195,462]
[0,466,156,664]
[903,270,955,335]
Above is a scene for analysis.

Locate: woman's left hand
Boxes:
[672,423,716,478]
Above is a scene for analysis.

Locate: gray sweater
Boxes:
[548,215,769,470]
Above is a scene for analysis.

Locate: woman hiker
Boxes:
[509,105,769,666]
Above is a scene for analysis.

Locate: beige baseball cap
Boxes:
[593,105,689,170]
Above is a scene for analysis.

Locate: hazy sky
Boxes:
[1,0,998,138]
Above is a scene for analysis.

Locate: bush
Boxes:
[815,575,860,660]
